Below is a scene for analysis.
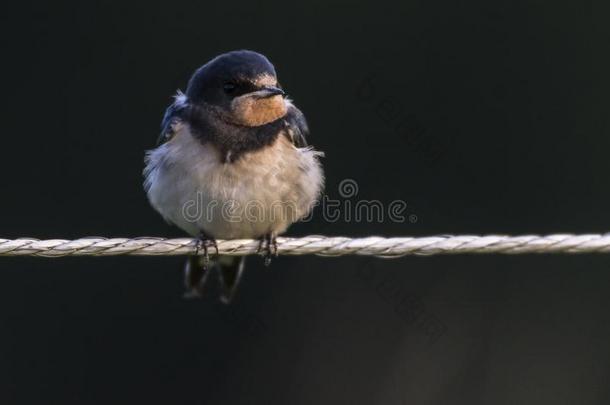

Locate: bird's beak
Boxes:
[252,86,285,99]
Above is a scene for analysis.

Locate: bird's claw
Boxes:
[195,232,218,269]
[257,233,278,266]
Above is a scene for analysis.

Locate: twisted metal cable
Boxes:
[2,234,610,258]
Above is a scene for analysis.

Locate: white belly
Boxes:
[144,125,324,239]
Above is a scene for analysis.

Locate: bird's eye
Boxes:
[223,83,237,94]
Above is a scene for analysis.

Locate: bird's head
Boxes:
[186,50,288,127]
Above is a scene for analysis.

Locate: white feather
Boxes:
[144,124,324,239]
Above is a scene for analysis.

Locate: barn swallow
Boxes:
[144,50,324,303]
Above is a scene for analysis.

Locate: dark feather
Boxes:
[283,103,309,147]
[158,93,189,145]
[159,93,310,161]
[187,104,284,163]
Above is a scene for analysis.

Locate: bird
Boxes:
[144,50,324,303]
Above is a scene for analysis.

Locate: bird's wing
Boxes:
[158,91,189,145]
[283,103,309,148]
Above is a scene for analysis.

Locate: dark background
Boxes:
[1,0,610,403]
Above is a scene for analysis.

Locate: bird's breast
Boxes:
[144,124,323,239]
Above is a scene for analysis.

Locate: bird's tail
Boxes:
[216,255,246,304]
[183,255,246,304]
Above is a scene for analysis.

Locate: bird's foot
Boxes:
[257,233,278,266]
[183,232,218,299]
[195,231,218,269]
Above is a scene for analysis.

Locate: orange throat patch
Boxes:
[231,95,288,127]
